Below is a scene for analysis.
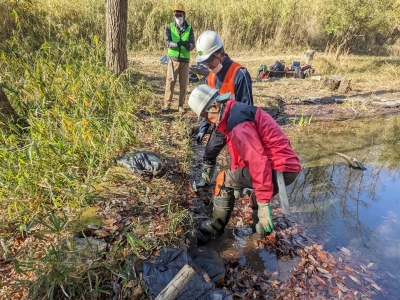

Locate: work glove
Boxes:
[196,132,205,144]
[177,41,184,48]
[182,41,191,50]
[257,202,274,234]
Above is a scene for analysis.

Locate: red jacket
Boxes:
[216,100,301,203]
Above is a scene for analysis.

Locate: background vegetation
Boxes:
[0,0,399,298]
[1,0,400,57]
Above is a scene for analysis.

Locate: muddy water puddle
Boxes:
[192,115,400,299]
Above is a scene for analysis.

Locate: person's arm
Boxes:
[234,68,254,105]
[199,118,211,134]
[187,26,195,51]
[164,24,178,48]
[229,121,273,202]
[195,118,211,144]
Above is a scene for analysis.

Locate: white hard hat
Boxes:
[188,84,231,121]
[196,30,224,63]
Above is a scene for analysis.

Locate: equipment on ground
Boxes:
[257,61,314,79]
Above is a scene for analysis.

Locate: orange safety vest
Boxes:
[208,61,243,96]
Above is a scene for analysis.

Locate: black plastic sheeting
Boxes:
[143,248,232,300]
[188,246,226,282]
[116,151,166,177]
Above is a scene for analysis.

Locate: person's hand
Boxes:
[182,41,191,50]
[257,202,274,233]
[177,41,184,48]
[196,132,205,144]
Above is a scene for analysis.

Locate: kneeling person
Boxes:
[188,85,301,237]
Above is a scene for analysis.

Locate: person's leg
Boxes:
[223,167,260,228]
[178,62,189,110]
[198,187,235,237]
[163,59,176,110]
[198,167,254,237]
[197,130,227,187]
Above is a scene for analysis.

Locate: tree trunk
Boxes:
[0,86,21,124]
[106,0,128,75]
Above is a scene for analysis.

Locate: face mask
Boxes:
[175,17,184,26]
[210,63,223,74]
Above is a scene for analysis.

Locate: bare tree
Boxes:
[106,0,128,75]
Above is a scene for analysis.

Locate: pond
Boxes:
[205,114,400,299]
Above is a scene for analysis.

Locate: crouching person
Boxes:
[188,84,301,238]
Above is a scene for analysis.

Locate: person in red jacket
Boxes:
[188,84,301,238]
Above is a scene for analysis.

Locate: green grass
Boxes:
[0,38,151,229]
[292,112,313,127]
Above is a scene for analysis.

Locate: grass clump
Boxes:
[0,4,195,297]
[1,37,152,231]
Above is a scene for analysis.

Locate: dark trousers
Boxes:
[223,167,299,227]
[203,128,226,165]
[223,167,299,197]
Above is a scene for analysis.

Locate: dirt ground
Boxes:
[130,51,400,127]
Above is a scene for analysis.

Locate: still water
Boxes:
[207,115,400,298]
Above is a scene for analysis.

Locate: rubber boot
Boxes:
[196,164,216,187]
[198,189,235,237]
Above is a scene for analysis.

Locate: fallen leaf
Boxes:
[363,277,376,285]
[344,266,355,272]
[317,267,329,274]
[371,283,381,292]
[333,287,340,295]
[174,227,183,235]
[313,274,326,285]
[348,275,361,285]
[336,282,348,292]
[308,254,319,266]
[338,247,351,256]
[103,218,118,226]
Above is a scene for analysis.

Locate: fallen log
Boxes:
[335,152,366,170]
[370,100,400,108]
[324,76,352,93]
[337,77,352,93]
[154,264,196,300]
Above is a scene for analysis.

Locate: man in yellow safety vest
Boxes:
[162,3,195,113]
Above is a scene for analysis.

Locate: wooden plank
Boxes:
[154,264,197,300]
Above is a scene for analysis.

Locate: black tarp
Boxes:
[143,248,232,300]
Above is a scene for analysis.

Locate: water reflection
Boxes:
[288,115,400,289]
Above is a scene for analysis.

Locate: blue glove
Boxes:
[196,132,205,144]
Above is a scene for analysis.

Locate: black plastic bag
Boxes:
[116,151,166,177]
[143,248,232,300]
